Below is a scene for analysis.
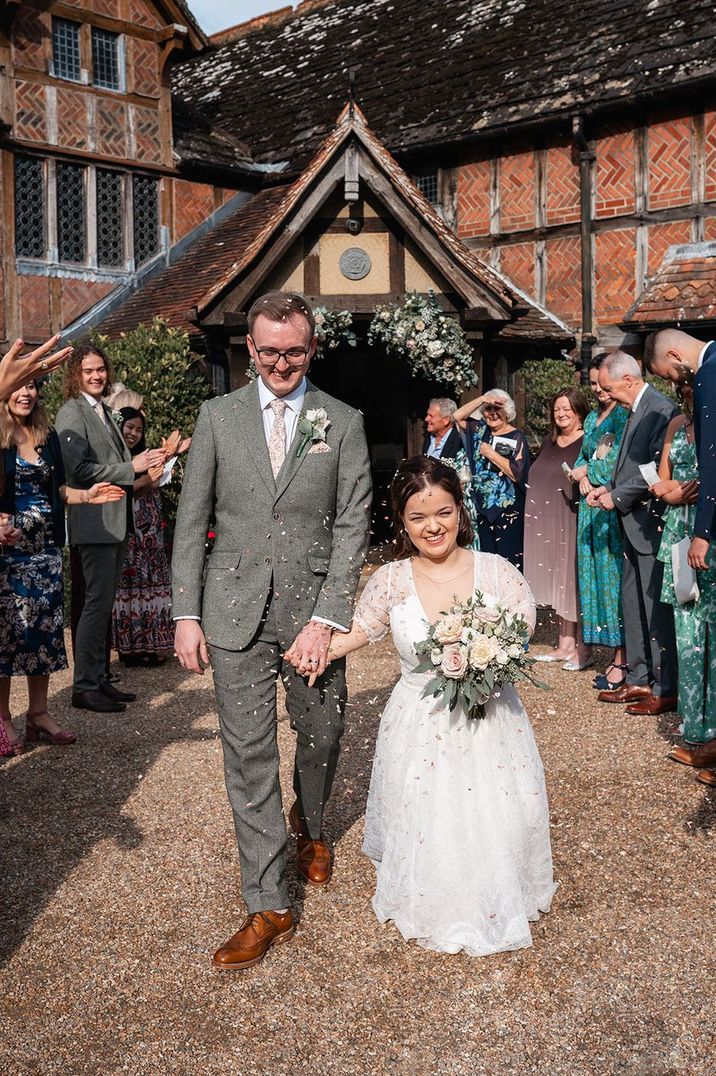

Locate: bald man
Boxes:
[644,330,716,571]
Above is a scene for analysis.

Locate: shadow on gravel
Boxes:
[655,711,716,835]
[0,659,215,967]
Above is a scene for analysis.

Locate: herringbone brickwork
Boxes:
[130,0,164,31]
[456,161,490,238]
[128,37,161,99]
[96,98,127,158]
[499,151,534,232]
[647,221,692,276]
[545,145,580,226]
[61,279,114,327]
[131,106,162,163]
[56,87,88,151]
[545,236,581,325]
[595,130,635,218]
[499,242,535,296]
[92,0,121,17]
[595,229,636,324]
[173,180,216,242]
[703,217,716,241]
[11,8,47,73]
[648,119,691,210]
[14,81,47,143]
[20,275,52,340]
[704,112,716,203]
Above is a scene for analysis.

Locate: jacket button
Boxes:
[264,556,272,565]
[273,512,280,521]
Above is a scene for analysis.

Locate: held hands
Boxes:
[649,478,699,506]
[284,621,333,687]
[579,476,593,497]
[0,335,73,402]
[132,447,166,474]
[570,464,588,483]
[174,619,210,675]
[586,485,608,508]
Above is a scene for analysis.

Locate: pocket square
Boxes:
[308,442,332,454]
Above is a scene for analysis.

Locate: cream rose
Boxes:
[507,644,523,660]
[495,649,509,666]
[473,604,502,626]
[469,633,498,670]
[434,613,464,644]
[440,643,469,679]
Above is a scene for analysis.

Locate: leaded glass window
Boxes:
[15,157,45,259]
[92,28,121,91]
[57,162,86,263]
[52,18,81,82]
[97,170,124,267]
[132,176,159,266]
[415,171,439,205]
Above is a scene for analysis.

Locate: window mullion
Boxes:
[125,173,135,271]
[87,165,97,268]
[47,158,58,263]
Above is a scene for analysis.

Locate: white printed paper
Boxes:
[638,461,660,486]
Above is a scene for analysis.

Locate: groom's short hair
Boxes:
[248,291,316,338]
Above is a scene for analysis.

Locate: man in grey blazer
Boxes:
[56,345,164,713]
[589,351,678,714]
[172,291,372,971]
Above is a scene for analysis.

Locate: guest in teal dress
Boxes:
[569,355,628,690]
[651,393,716,746]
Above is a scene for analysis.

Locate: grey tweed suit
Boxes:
[56,395,135,692]
[607,384,678,697]
[171,378,372,912]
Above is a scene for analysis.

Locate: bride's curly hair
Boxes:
[390,456,473,558]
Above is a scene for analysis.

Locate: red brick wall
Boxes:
[545,145,580,227]
[595,229,636,326]
[19,275,52,340]
[595,130,635,218]
[172,179,217,242]
[61,279,115,327]
[499,243,534,296]
[544,237,581,325]
[648,118,691,210]
[703,217,716,241]
[648,220,692,275]
[499,151,534,232]
[456,160,491,239]
[11,8,47,72]
[704,112,716,203]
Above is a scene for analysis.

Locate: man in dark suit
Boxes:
[589,350,679,715]
[56,345,164,713]
[422,398,462,460]
[644,329,716,779]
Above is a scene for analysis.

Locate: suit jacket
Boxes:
[693,340,716,541]
[55,395,135,544]
[422,426,462,460]
[607,384,679,554]
[171,378,372,651]
[0,429,67,547]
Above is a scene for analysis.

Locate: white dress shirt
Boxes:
[631,382,649,412]
[82,391,109,426]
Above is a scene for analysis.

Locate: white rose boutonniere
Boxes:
[296,407,331,458]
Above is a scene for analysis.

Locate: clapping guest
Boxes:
[570,356,629,689]
[453,390,529,568]
[524,388,589,668]
[0,381,124,756]
[111,409,186,666]
[423,398,461,460]
[590,351,679,714]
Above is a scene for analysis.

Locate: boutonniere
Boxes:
[296,407,331,458]
[111,409,124,426]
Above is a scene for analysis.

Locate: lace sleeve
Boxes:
[483,554,537,637]
[353,563,393,643]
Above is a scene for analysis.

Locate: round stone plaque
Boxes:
[339,246,372,280]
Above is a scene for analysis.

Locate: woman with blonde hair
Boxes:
[0,381,123,755]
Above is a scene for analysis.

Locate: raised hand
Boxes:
[132,447,166,474]
[0,335,73,401]
[87,482,126,503]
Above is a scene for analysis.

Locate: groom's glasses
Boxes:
[254,347,309,368]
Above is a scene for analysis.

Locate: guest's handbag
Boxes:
[671,530,699,605]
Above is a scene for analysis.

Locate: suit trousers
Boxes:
[70,546,112,678]
[210,593,347,913]
[621,535,676,697]
[72,540,128,692]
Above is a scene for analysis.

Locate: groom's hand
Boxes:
[174,619,210,675]
[287,621,332,681]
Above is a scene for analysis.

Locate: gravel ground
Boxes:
[1,610,715,1076]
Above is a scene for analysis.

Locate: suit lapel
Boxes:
[274,380,323,499]
[238,380,277,497]
[615,389,649,472]
[79,396,122,458]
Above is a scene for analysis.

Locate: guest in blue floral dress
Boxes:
[0,381,125,755]
[454,390,529,569]
[570,355,629,690]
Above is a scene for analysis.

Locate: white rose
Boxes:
[473,604,502,625]
[430,648,442,666]
[468,633,498,670]
[495,649,509,666]
[440,643,469,680]
[380,310,391,322]
[434,613,464,644]
[427,340,445,359]
[508,644,523,660]
[314,313,325,326]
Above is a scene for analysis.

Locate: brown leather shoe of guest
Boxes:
[597,684,651,704]
[668,740,716,768]
[296,836,332,886]
[625,694,678,715]
[695,768,716,787]
[212,910,294,971]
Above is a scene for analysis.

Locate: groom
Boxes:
[172,291,371,970]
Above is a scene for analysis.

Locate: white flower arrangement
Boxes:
[296,407,331,457]
[368,291,478,390]
[312,306,357,359]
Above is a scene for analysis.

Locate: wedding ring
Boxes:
[40,360,48,370]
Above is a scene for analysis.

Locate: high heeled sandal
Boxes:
[25,712,77,747]
[592,662,629,691]
[0,718,25,757]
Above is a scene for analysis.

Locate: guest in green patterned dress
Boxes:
[652,395,716,745]
[569,355,629,690]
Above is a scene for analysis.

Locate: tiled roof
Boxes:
[623,243,716,328]
[172,0,716,170]
[98,187,289,340]
[171,96,258,176]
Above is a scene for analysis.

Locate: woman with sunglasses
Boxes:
[454,390,530,570]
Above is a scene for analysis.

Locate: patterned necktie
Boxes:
[268,398,287,477]
[95,401,108,428]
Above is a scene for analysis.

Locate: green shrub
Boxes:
[519,357,581,448]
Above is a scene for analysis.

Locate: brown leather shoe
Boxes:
[212,910,294,971]
[695,768,716,787]
[597,684,651,704]
[296,836,332,886]
[668,740,716,768]
[625,694,678,715]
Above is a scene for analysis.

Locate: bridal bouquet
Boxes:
[414,590,547,719]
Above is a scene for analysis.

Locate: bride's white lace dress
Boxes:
[354,551,556,957]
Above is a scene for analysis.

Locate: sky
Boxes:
[188,0,288,35]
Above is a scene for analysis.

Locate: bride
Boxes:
[288,456,556,957]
